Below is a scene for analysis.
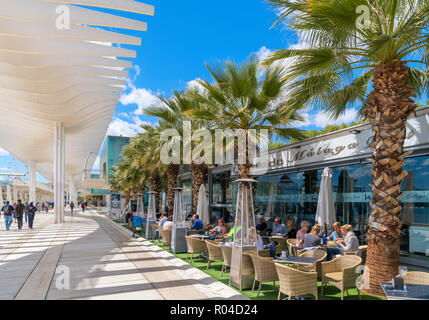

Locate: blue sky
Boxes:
[106,0,361,138]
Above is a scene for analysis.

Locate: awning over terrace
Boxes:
[0,0,154,222]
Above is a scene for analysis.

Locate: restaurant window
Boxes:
[181,180,192,214]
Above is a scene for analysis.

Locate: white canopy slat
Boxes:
[0,18,141,45]
[1,0,148,31]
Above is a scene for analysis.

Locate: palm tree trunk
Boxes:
[191,161,208,211]
[166,164,179,216]
[362,60,416,296]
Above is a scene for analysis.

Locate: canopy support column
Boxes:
[29,160,36,203]
[54,122,65,224]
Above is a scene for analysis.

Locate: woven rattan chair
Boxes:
[269,237,287,256]
[275,263,318,300]
[287,238,298,256]
[159,229,171,248]
[205,240,224,270]
[258,248,271,257]
[220,245,232,277]
[187,229,198,236]
[151,224,158,240]
[250,254,279,296]
[297,249,327,278]
[404,271,429,285]
[321,255,362,299]
[185,236,207,262]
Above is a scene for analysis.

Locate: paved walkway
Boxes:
[0,210,247,300]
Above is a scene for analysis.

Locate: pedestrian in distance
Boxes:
[2,201,15,231]
[15,199,25,230]
[70,201,75,215]
[27,202,37,229]
[24,201,29,223]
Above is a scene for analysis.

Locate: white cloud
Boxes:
[119,86,160,115]
[186,78,206,93]
[0,147,10,156]
[313,109,360,128]
[255,46,273,62]
[107,118,145,137]
[290,111,311,127]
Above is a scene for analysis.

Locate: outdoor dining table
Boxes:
[380,282,429,300]
[273,256,319,266]
[189,234,210,239]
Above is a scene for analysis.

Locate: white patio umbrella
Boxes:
[161,192,167,213]
[196,184,210,226]
[315,167,336,235]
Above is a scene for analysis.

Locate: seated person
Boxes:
[189,214,204,231]
[224,218,241,242]
[296,220,309,248]
[187,211,194,220]
[209,218,227,239]
[162,215,173,231]
[286,218,297,239]
[337,224,359,253]
[300,224,322,248]
[209,212,218,225]
[328,221,343,241]
[158,212,168,229]
[256,215,267,235]
[224,210,234,223]
[272,217,288,236]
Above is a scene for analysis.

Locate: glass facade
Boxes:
[251,155,429,248]
[181,180,192,214]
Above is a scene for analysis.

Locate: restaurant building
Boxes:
[178,106,429,267]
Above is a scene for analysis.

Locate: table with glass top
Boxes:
[274,256,319,265]
[380,282,429,300]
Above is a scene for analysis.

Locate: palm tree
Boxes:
[189,57,306,179]
[145,90,211,214]
[265,0,428,295]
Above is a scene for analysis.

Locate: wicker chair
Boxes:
[275,263,318,300]
[269,237,288,256]
[205,240,224,270]
[151,224,158,240]
[220,245,232,277]
[297,249,327,278]
[321,255,362,299]
[404,271,429,285]
[287,238,298,256]
[159,229,171,248]
[185,236,207,262]
[187,229,198,236]
[249,254,279,296]
[258,248,271,257]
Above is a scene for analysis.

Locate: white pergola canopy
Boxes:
[0,0,154,221]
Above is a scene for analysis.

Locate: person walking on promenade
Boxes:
[15,199,25,230]
[81,201,86,212]
[45,201,49,213]
[24,201,29,223]
[12,202,16,223]
[2,201,14,230]
[70,201,75,215]
[27,202,37,229]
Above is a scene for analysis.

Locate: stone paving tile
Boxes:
[0,211,247,300]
